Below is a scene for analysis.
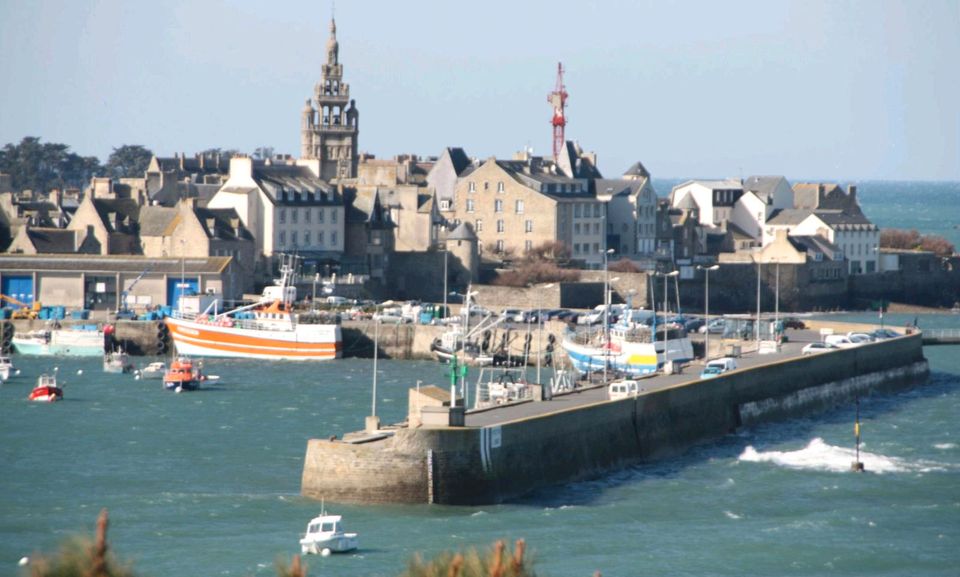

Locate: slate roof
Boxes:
[593,178,644,198]
[138,206,179,236]
[446,147,471,175]
[196,207,255,240]
[446,221,477,241]
[789,234,841,258]
[252,165,340,205]
[25,228,77,253]
[767,208,814,226]
[622,161,651,179]
[92,198,140,232]
[742,175,787,201]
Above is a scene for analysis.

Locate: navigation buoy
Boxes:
[18,557,29,566]
[851,397,865,472]
[77,369,83,375]
[321,548,332,557]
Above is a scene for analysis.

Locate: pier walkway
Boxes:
[465,329,825,428]
[921,329,960,345]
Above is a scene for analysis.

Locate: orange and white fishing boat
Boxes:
[164,255,341,361]
[28,374,63,402]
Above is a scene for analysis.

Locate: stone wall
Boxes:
[301,334,927,504]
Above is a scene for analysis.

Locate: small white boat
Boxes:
[299,509,358,555]
[138,361,167,380]
[0,356,15,380]
[103,348,133,374]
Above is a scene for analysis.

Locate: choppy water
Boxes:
[2,312,958,577]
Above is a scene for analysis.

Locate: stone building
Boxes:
[67,193,140,255]
[209,157,345,269]
[300,18,359,181]
[145,152,231,206]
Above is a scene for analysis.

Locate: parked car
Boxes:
[608,379,643,400]
[699,318,725,334]
[801,342,839,355]
[543,309,568,321]
[699,357,738,379]
[325,296,348,306]
[782,317,807,330]
[871,328,900,340]
[684,318,706,333]
[500,308,526,323]
[556,310,580,324]
[847,332,875,344]
[824,334,858,348]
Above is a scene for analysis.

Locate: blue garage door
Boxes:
[167,277,198,312]
[2,276,34,308]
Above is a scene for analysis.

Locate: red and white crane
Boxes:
[547,62,568,161]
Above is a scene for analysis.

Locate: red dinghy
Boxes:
[28,374,63,402]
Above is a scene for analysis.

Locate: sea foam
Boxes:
[738,438,947,474]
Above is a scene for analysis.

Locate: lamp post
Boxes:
[660,270,679,371]
[368,299,393,433]
[697,264,719,362]
[448,289,477,408]
[755,253,762,353]
[442,246,449,321]
[602,248,615,383]
[537,283,555,386]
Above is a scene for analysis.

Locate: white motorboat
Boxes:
[0,355,15,380]
[299,510,358,555]
[138,361,167,380]
[103,348,133,374]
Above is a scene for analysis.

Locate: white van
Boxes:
[824,334,858,348]
[608,380,643,400]
[700,357,738,379]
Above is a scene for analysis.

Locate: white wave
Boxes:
[934,443,956,450]
[724,511,742,520]
[470,510,487,517]
[739,438,947,474]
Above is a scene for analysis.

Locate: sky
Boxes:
[1,0,958,181]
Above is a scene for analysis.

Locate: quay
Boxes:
[302,322,930,505]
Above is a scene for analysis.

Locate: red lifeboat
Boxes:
[28,374,63,402]
[163,357,204,391]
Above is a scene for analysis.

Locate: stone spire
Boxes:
[326,18,339,65]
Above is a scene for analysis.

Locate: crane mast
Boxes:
[547,62,568,161]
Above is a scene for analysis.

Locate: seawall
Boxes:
[302,334,929,505]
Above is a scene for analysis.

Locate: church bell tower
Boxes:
[301,18,359,181]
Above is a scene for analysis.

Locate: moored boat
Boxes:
[138,361,166,380]
[299,509,358,555]
[562,318,693,377]
[12,325,105,356]
[103,348,134,374]
[0,355,15,380]
[162,357,206,391]
[28,374,63,402]
[165,255,341,360]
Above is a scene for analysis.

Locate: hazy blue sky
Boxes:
[1,0,957,181]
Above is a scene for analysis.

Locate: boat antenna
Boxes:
[851,397,865,472]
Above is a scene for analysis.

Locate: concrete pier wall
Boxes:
[302,334,928,505]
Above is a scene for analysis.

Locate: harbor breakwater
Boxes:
[302,333,928,505]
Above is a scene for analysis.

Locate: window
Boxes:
[495,199,503,213]
[318,209,325,223]
[305,209,311,223]
[291,231,298,246]
[331,231,338,245]
[594,222,600,235]
[497,181,505,193]
[304,231,311,246]
[574,243,580,255]
[574,223,581,234]
[593,242,600,253]
[440,199,451,210]
[279,209,286,224]
[466,199,475,213]
[497,219,505,233]
[515,199,524,214]
[476,219,483,232]
[525,220,533,233]
[593,204,601,217]
[318,231,324,245]
[496,239,504,253]
[292,209,298,224]
[332,210,337,223]
[484,181,490,191]
[279,231,286,246]
[525,240,533,252]
[468,181,476,193]
[574,204,582,217]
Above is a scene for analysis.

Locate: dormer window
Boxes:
[468,181,476,193]
[440,199,451,210]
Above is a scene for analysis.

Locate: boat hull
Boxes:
[300,534,358,555]
[165,317,341,360]
[13,330,104,357]
[28,387,63,402]
[562,334,693,377]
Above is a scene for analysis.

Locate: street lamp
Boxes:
[448,288,478,407]
[369,299,394,433]
[536,283,554,387]
[658,270,679,372]
[601,248,615,380]
[755,252,762,353]
[697,264,719,362]
[442,245,449,322]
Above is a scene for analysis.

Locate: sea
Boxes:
[2,182,959,577]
